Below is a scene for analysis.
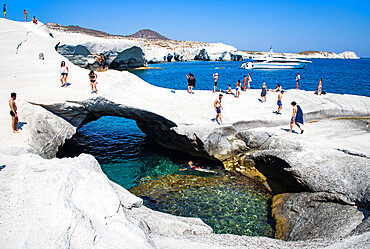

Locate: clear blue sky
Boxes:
[4,0,370,56]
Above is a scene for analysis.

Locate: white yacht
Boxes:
[240,48,312,69]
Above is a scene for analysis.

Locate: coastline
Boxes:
[1,19,369,248]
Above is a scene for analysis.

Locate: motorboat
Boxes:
[240,48,312,69]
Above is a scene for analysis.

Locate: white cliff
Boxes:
[0,19,369,249]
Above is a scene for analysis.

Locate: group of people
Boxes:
[2,4,38,24]
[60,61,99,94]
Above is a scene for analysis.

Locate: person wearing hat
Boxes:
[213,73,219,92]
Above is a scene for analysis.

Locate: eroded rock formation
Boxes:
[1,19,369,248]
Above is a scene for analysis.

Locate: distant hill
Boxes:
[127,29,169,40]
[45,23,119,38]
[46,23,170,40]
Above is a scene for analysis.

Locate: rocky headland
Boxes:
[0,19,369,248]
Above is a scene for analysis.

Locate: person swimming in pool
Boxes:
[179,161,199,171]
[179,161,216,173]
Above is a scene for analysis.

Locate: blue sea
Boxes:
[58,59,370,236]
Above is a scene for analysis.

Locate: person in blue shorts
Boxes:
[213,94,223,124]
[3,4,6,19]
[276,90,284,114]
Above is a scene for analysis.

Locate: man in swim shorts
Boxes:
[213,73,218,92]
[3,4,6,19]
[290,101,304,134]
[97,53,105,72]
[276,90,284,114]
[213,94,223,124]
[179,161,199,171]
[9,92,19,133]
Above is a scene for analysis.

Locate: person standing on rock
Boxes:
[89,70,98,94]
[23,10,28,22]
[261,82,267,102]
[60,61,69,87]
[276,90,284,114]
[213,73,218,92]
[213,94,223,124]
[296,73,301,90]
[235,80,241,98]
[289,101,304,134]
[243,75,247,91]
[3,4,6,19]
[317,78,323,95]
[97,53,105,71]
[186,73,195,94]
[247,73,252,90]
[9,92,19,133]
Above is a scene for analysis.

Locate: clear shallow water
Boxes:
[58,59,369,236]
[133,59,370,97]
[57,117,223,190]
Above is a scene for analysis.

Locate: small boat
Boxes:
[240,48,312,69]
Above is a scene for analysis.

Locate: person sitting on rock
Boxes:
[97,53,105,72]
[32,16,38,24]
[271,84,282,92]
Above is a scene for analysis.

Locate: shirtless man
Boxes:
[296,73,301,90]
[97,53,105,71]
[276,90,284,114]
[213,73,218,92]
[213,94,223,124]
[24,10,28,22]
[9,93,19,133]
[289,101,304,134]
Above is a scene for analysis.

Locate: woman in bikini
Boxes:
[89,70,98,94]
[60,61,69,87]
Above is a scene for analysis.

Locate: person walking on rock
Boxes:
[296,73,301,90]
[261,82,267,102]
[89,70,98,94]
[289,101,304,134]
[9,92,19,133]
[60,61,69,87]
[213,94,223,124]
[276,90,284,114]
[23,9,28,22]
[3,4,6,19]
[213,73,218,92]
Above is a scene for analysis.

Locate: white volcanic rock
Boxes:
[0,19,369,248]
[144,40,237,63]
[52,30,146,70]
